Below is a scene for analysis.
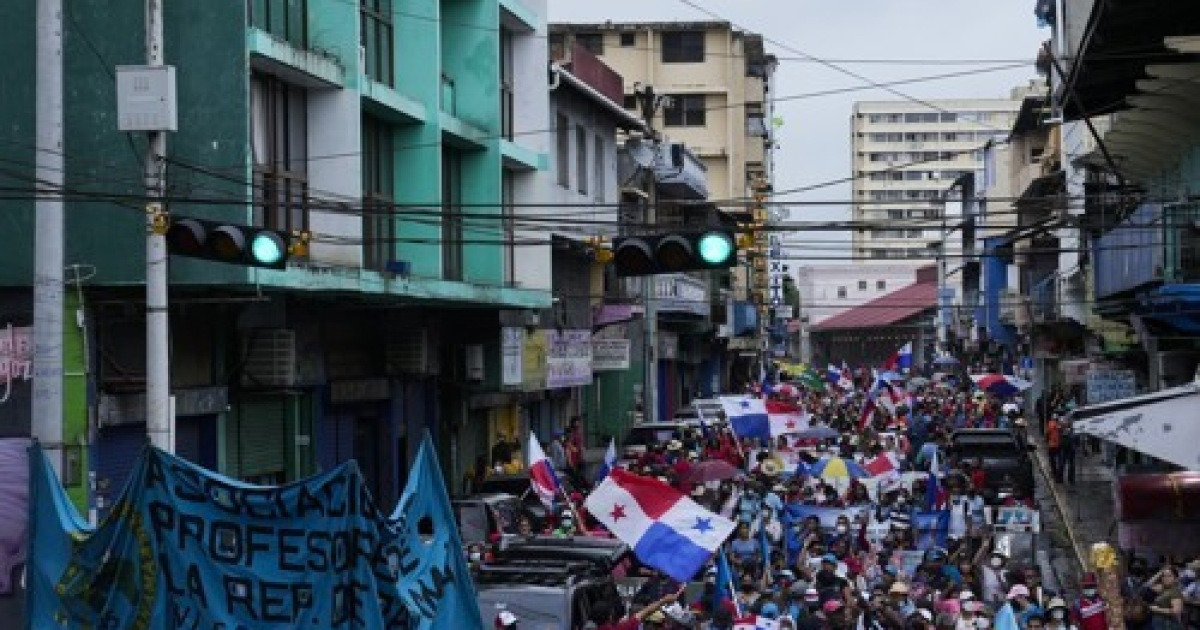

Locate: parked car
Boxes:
[948,428,1035,501]
[476,537,628,629]
[468,473,576,530]
[452,493,522,546]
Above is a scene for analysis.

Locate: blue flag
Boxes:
[594,437,617,483]
[392,432,484,630]
[713,548,735,614]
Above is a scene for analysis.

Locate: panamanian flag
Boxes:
[585,469,736,582]
[720,396,770,441]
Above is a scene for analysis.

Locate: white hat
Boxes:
[1007,584,1030,599]
[497,610,518,626]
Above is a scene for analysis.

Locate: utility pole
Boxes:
[33,0,65,475]
[144,0,172,452]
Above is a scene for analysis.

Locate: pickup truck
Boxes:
[948,428,1035,502]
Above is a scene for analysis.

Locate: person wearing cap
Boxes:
[1043,597,1077,630]
[1008,584,1043,628]
[886,581,917,619]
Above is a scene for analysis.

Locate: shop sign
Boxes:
[1086,369,1136,404]
[99,386,229,427]
[546,330,592,389]
[500,327,525,388]
[592,339,630,371]
[329,378,390,404]
[522,330,548,391]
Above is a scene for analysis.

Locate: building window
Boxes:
[362,115,394,271]
[360,0,393,86]
[663,94,706,127]
[877,280,887,290]
[619,32,636,47]
[622,94,638,110]
[575,33,603,55]
[887,210,904,220]
[250,73,308,233]
[442,149,463,281]
[837,286,847,299]
[594,134,605,202]
[502,172,515,284]
[857,280,867,291]
[576,126,588,196]
[661,31,704,63]
[248,0,308,47]
[556,113,570,188]
[745,104,768,137]
[500,29,514,140]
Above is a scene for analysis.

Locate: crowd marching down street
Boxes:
[478,353,1144,630]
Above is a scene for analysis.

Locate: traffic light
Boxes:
[610,230,737,276]
[166,217,292,270]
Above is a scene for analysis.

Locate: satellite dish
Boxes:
[625,139,656,169]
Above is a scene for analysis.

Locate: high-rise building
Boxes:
[850,97,1023,262]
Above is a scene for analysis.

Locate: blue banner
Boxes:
[28,433,478,629]
[912,510,950,550]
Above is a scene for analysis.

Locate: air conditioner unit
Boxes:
[465,345,485,382]
[387,328,440,376]
[240,329,296,388]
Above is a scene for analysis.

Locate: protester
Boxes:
[501,357,1110,630]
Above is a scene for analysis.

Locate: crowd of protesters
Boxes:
[481,367,1199,630]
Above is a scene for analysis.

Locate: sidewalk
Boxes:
[1028,428,1117,587]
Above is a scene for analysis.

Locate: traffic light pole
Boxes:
[144,0,173,453]
[32,0,65,475]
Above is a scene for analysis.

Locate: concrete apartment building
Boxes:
[548,21,776,203]
[549,21,779,377]
[850,97,1023,261]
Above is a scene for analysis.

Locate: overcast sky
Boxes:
[548,1,1048,264]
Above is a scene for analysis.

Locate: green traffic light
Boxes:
[697,231,734,264]
[250,232,286,266]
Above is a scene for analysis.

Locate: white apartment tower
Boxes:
[850,97,1022,261]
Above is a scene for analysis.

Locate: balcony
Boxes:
[653,143,708,201]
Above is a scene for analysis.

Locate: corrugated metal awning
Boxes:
[1071,379,1200,470]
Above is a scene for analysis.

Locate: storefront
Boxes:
[94,387,225,516]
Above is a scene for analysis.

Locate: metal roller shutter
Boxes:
[228,398,287,482]
[95,424,148,516]
[318,409,355,472]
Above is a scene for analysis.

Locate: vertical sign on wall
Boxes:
[501,327,525,388]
